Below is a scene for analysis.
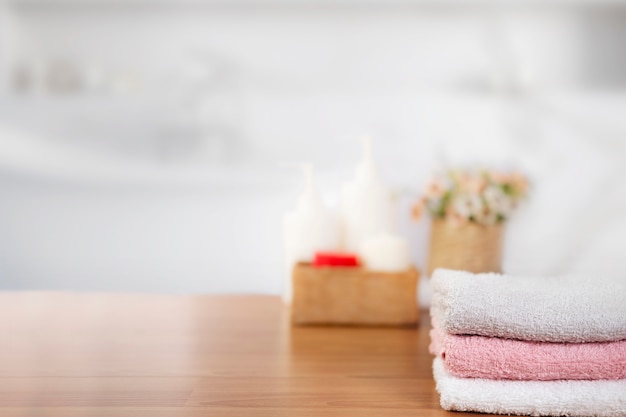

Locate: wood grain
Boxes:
[0,293,480,416]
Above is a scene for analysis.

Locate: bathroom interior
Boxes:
[1,1,626,416]
[1,0,625,296]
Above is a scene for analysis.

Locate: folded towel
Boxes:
[433,358,626,417]
[430,320,626,380]
[431,269,626,343]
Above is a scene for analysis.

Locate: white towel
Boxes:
[433,358,626,417]
[431,269,626,343]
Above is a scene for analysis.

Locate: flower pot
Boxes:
[427,219,503,277]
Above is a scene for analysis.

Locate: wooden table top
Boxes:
[0,293,476,417]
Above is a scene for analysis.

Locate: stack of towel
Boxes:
[430,269,626,417]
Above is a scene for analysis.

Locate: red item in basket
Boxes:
[313,252,360,267]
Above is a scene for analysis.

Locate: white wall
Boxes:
[6,4,590,165]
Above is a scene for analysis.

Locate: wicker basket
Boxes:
[291,263,419,326]
[427,219,503,277]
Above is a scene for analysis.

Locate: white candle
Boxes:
[359,234,411,272]
[283,164,340,303]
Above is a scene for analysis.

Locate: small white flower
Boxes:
[484,186,513,217]
[453,194,483,220]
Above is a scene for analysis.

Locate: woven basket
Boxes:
[291,263,419,326]
[427,219,503,277]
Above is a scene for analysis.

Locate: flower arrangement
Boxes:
[412,169,529,227]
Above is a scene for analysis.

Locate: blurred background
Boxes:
[0,0,625,294]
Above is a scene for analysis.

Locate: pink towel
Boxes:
[430,320,626,381]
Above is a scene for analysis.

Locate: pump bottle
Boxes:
[340,137,397,254]
[283,164,340,303]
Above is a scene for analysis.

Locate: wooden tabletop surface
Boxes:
[0,293,478,417]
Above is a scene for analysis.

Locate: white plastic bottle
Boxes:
[283,164,340,303]
[340,137,397,254]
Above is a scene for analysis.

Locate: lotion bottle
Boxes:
[283,164,340,303]
[340,137,397,254]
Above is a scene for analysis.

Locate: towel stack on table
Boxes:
[430,269,626,417]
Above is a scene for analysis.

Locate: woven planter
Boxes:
[427,219,503,277]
